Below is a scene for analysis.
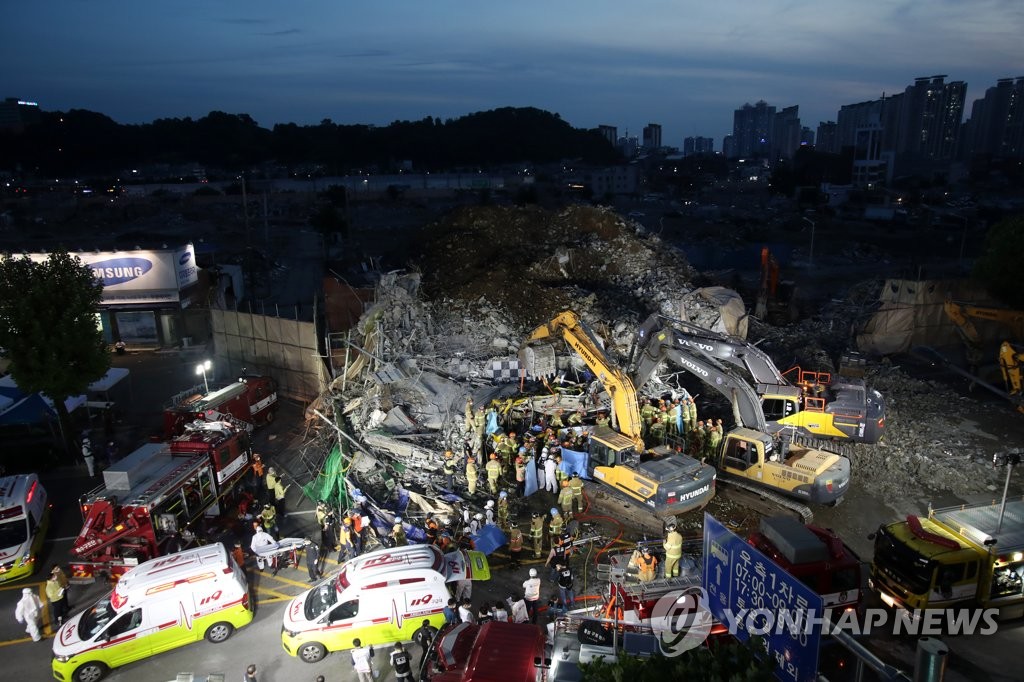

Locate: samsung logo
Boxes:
[90,258,153,285]
[179,251,192,265]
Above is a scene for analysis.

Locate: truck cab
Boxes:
[427,621,547,681]
[749,516,864,613]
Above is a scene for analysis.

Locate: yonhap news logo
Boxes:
[649,588,714,656]
[719,606,1000,638]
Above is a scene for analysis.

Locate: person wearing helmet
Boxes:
[514,455,527,497]
[470,513,483,535]
[485,452,501,494]
[338,515,355,563]
[465,451,479,496]
[497,491,510,530]
[391,517,407,547]
[484,499,495,525]
[508,523,524,568]
[529,512,545,559]
[260,502,279,537]
[442,450,458,491]
[569,472,584,515]
[543,451,558,494]
[632,546,658,583]
[523,568,542,624]
[558,478,574,517]
[664,521,684,578]
[548,507,564,543]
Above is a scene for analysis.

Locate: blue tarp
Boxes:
[0,386,55,427]
[558,448,590,479]
[470,523,508,555]
[524,457,539,497]
[485,410,499,435]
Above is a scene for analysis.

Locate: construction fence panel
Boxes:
[211,308,325,403]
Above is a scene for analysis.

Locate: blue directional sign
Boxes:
[703,513,822,682]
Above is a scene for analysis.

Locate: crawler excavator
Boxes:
[630,314,886,453]
[627,322,850,520]
[518,312,717,516]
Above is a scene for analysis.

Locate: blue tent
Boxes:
[558,447,590,479]
[0,386,56,427]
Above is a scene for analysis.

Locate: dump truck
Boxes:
[870,498,1024,619]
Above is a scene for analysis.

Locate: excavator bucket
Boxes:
[519,344,557,378]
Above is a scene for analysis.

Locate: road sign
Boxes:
[703,513,822,682]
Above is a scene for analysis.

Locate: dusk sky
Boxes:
[4,1,1022,148]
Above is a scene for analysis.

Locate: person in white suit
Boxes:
[15,588,43,642]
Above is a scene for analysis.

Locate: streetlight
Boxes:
[196,360,212,394]
[802,216,816,267]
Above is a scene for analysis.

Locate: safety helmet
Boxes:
[529,568,537,577]
[267,467,277,475]
[542,447,549,454]
[485,500,495,509]
[509,432,516,438]
[666,522,677,531]
[253,453,262,460]
[515,456,524,464]
[445,450,454,457]
[394,516,402,524]
[561,480,569,488]
[263,503,272,510]
[550,508,559,517]
[343,517,353,526]
[531,512,540,518]
[490,453,498,460]
[518,447,527,454]
[571,472,580,478]
[474,513,483,520]
[642,547,651,555]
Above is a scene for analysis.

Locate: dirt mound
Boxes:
[415,204,696,329]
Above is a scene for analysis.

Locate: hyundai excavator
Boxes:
[630,314,886,452]
[627,322,849,520]
[519,312,717,516]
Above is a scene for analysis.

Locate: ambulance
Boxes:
[0,473,49,583]
[282,543,491,663]
[52,543,253,682]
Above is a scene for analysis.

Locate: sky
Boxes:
[4,1,1022,149]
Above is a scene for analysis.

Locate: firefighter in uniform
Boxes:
[548,508,564,546]
[529,512,545,559]
[686,398,698,433]
[650,406,667,445]
[497,491,510,530]
[663,521,683,578]
[550,409,564,429]
[391,517,407,547]
[442,450,458,491]
[514,454,527,497]
[464,398,474,433]
[569,473,584,515]
[690,420,706,456]
[260,503,279,537]
[567,408,584,426]
[558,480,574,518]
[474,405,487,452]
[508,524,524,568]
[595,411,610,427]
[632,547,658,582]
[640,399,657,437]
[465,455,478,496]
[485,453,502,494]
[707,419,724,460]
[668,400,682,438]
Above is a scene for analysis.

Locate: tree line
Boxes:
[0,106,621,178]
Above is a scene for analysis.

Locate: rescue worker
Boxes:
[686,397,698,433]
[595,411,610,427]
[529,512,545,559]
[558,480,574,518]
[81,435,95,477]
[550,409,564,428]
[707,419,724,459]
[412,619,439,669]
[485,453,501,494]
[567,408,584,426]
[464,397,475,433]
[640,399,657,436]
[668,400,682,437]
[303,538,322,582]
[45,571,69,626]
[442,450,458,491]
[681,397,692,434]
[231,541,246,571]
[260,503,279,537]
[548,508,564,546]
[690,420,706,456]
[556,561,576,611]
[497,491,510,529]
[470,513,483,535]
[272,475,290,520]
[250,453,266,498]
[424,514,440,545]
[536,453,547,491]
[545,533,568,579]
[474,405,487,451]
[514,454,527,497]
[465,454,479,496]
[337,516,355,562]
[569,472,584,515]
[14,588,43,642]
[523,568,542,624]
[632,547,658,583]
[508,524,524,568]
[543,451,558,494]
[663,521,684,578]
[390,641,414,682]
[484,499,495,526]
[650,406,667,445]
[391,516,407,547]
[250,526,277,571]
[554,455,568,488]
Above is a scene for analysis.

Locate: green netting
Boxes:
[300,443,350,508]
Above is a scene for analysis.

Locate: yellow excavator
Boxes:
[520,311,717,515]
[940,299,1024,412]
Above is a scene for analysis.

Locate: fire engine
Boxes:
[163,374,278,437]
[69,420,254,582]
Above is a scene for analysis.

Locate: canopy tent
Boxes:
[0,376,87,426]
[87,367,130,394]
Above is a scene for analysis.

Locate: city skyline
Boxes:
[4,1,1021,148]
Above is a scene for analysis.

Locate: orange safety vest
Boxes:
[252,459,265,477]
[509,531,523,551]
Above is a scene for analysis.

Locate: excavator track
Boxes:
[793,434,856,459]
[717,474,814,523]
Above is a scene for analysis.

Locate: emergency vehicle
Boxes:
[748,516,865,613]
[163,374,278,437]
[282,543,491,663]
[428,621,548,681]
[871,499,1024,619]
[0,473,49,582]
[69,419,253,582]
[52,543,252,682]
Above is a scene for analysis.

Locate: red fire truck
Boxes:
[164,374,278,437]
[748,516,865,613]
[69,420,254,582]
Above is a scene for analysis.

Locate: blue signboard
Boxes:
[703,513,822,682]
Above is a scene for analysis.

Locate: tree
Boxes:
[582,639,775,681]
[973,214,1024,309]
[0,252,109,457]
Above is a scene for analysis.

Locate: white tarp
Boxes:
[87,367,130,393]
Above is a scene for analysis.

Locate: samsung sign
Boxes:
[27,244,199,306]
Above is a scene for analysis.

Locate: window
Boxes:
[329,600,359,622]
[935,563,966,597]
[724,440,753,471]
[832,567,859,592]
[104,609,142,638]
[762,398,786,421]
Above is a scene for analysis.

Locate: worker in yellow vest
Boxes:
[529,512,545,559]
[465,456,478,496]
[569,473,584,515]
[485,453,501,494]
[557,480,574,518]
[663,521,683,578]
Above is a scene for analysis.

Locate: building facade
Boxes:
[732,101,775,158]
[642,123,662,151]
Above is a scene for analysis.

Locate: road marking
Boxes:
[254,584,293,601]
[264,572,315,590]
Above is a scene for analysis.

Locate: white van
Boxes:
[52,543,253,682]
[282,543,491,663]
[0,473,49,582]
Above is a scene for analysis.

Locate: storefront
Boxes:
[29,244,207,347]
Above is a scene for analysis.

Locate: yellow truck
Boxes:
[870,498,1024,619]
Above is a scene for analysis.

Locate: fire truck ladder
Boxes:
[203,410,254,434]
[596,550,703,602]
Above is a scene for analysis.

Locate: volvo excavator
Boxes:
[626,321,850,520]
[630,314,886,452]
[519,312,717,516]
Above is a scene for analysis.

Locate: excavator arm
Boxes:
[632,326,770,433]
[943,299,1024,371]
[521,311,645,450]
[999,341,1024,395]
